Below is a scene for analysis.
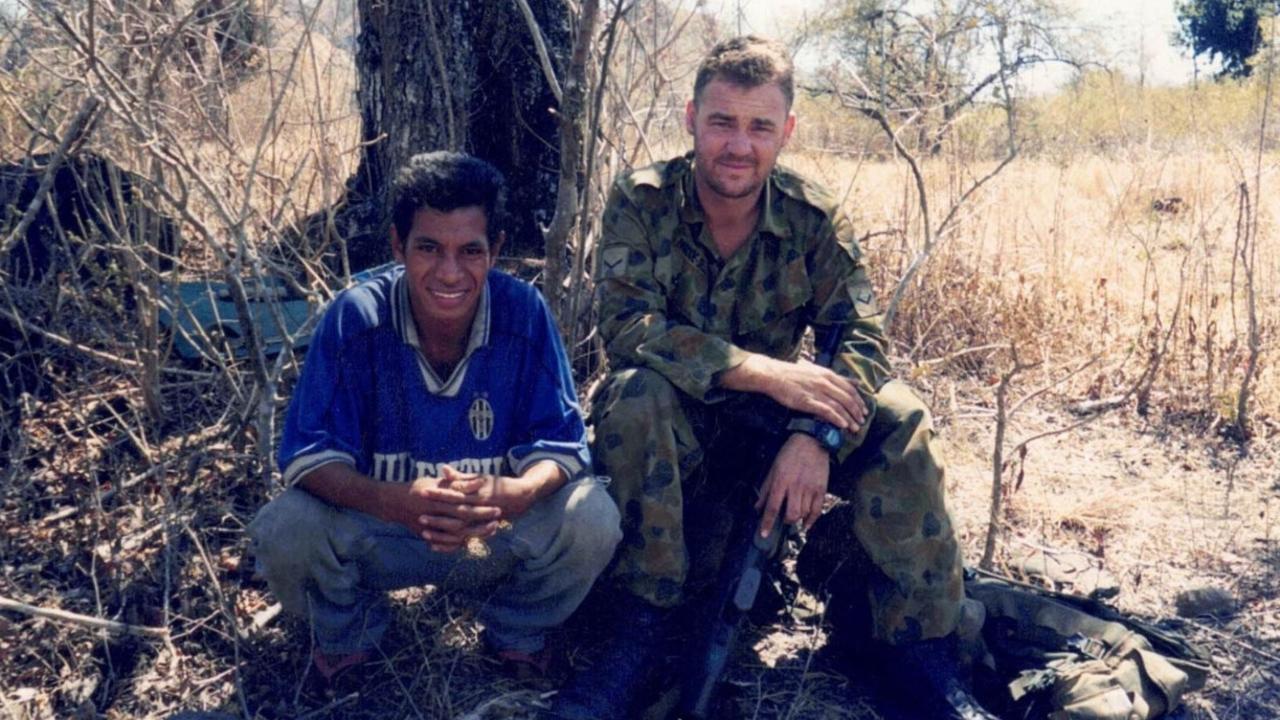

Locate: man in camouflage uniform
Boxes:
[547,36,996,720]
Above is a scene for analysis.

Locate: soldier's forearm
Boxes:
[603,310,751,401]
[718,353,777,397]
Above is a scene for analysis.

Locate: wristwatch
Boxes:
[787,417,843,455]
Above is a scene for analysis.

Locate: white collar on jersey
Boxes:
[391,273,491,398]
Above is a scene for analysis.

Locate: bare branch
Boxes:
[543,0,600,333]
[980,343,1039,570]
[0,595,169,639]
[0,96,100,260]
[513,0,563,104]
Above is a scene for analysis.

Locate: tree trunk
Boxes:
[345,0,565,271]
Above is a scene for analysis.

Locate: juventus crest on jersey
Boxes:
[468,395,495,441]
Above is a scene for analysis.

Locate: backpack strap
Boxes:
[967,570,1211,719]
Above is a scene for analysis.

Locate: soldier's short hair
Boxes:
[390,151,506,239]
[693,35,794,109]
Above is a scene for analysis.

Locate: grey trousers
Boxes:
[247,477,621,655]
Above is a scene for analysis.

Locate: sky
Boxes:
[0,0,1205,87]
[715,0,1202,88]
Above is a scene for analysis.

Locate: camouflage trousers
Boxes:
[590,367,964,645]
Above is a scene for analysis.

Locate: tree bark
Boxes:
[345,0,565,271]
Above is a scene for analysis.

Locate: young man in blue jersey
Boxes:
[248,152,621,682]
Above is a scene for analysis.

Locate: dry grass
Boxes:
[785,150,1279,422]
[217,10,359,224]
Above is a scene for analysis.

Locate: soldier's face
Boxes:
[391,206,500,329]
[686,78,795,201]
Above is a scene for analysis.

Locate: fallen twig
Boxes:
[249,602,282,633]
[39,458,177,525]
[1067,395,1129,416]
[1185,617,1280,668]
[0,595,169,639]
[457,690,553,720]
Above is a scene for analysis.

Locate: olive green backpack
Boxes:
[964,571,1211,719]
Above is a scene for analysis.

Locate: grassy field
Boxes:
[800,150,1279,419]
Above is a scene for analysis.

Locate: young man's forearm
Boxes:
[517,459,568,502]
[296,462,403,523]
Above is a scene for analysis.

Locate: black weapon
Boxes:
[679,325,846,719]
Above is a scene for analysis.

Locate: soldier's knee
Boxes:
[595,368,680,423]
[592,368,683,464]
[869,382,942,472]
[873,380,933,435]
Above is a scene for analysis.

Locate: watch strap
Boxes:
[787,417,842,454]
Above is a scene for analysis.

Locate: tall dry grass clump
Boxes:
[788,143,1278,433]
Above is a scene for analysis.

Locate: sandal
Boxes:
[311,647,371,683]
[494,647,552,680]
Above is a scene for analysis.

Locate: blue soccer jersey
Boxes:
[278,266,588,486]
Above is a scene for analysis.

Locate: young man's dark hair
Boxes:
[692,35,794,109]
[390,151,506,240]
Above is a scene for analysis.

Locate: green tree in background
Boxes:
[1175,0,1275,78]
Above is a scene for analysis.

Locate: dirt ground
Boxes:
[938,395,1280,720]
[3,379,1276,720]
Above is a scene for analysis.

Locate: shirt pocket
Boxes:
[733,253,812,350]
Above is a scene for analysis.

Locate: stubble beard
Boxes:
[699,154,764,201]
[704,171,761,200]
[692,134,767,201]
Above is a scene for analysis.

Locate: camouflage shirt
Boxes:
[596,153,892,455]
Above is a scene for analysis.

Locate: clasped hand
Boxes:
[401,466,537,553]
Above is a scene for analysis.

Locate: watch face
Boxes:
[819,426,841,451]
